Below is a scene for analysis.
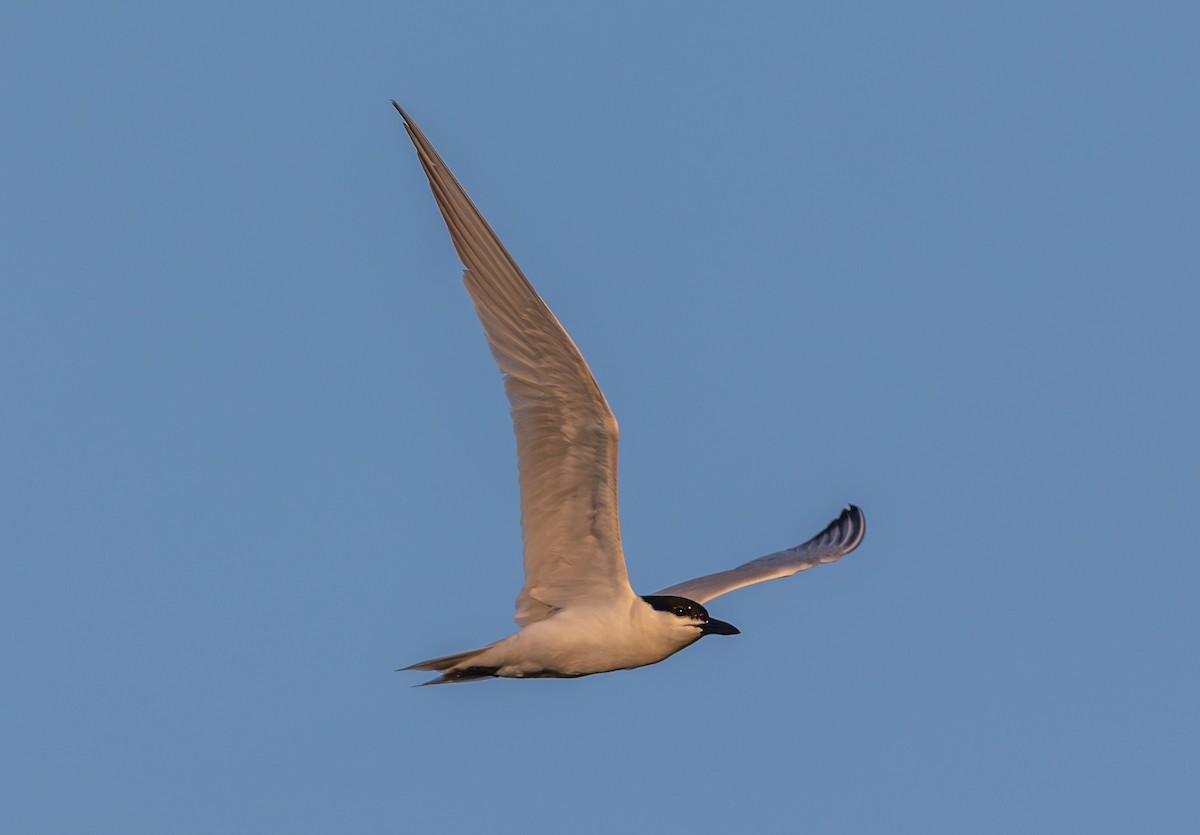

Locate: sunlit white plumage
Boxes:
[394,102,865,685]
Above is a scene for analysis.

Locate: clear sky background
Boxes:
[3,2,1197,832]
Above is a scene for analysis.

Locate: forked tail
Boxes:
[399,645,498,686]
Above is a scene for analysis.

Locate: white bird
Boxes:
[393,102,865,685]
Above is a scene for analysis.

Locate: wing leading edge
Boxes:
[394,103,632,626]
[653,506,866,604]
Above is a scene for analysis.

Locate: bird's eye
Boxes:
[672,606,686,617]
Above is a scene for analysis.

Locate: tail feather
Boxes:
[400,644,498,686]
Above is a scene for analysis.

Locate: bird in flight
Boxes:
[393,102,865,685]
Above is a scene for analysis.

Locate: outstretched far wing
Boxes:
[394,103,631,626]
[653,506,865,604]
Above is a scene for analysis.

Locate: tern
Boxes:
[393,102,865,685]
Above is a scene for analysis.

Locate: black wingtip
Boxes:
[807,504,866,554]
[840,504,867,550]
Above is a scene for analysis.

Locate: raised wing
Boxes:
[395,103,631,626]
[653,506,865,604]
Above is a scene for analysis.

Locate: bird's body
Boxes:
[410,595,726,682]
[393,102,865,685]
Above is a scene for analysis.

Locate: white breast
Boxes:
[473,597,701,678]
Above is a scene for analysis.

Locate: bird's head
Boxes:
[640,594,739,639]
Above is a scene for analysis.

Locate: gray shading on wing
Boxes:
[653,506,865,604]
[394,103,631,626]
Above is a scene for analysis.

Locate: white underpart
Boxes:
[471,598,703,678]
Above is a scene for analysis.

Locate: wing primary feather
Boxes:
[652,506,866,604]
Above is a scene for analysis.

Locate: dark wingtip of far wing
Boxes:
[811,505,866,555]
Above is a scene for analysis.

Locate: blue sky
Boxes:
[3,2,1197,832]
